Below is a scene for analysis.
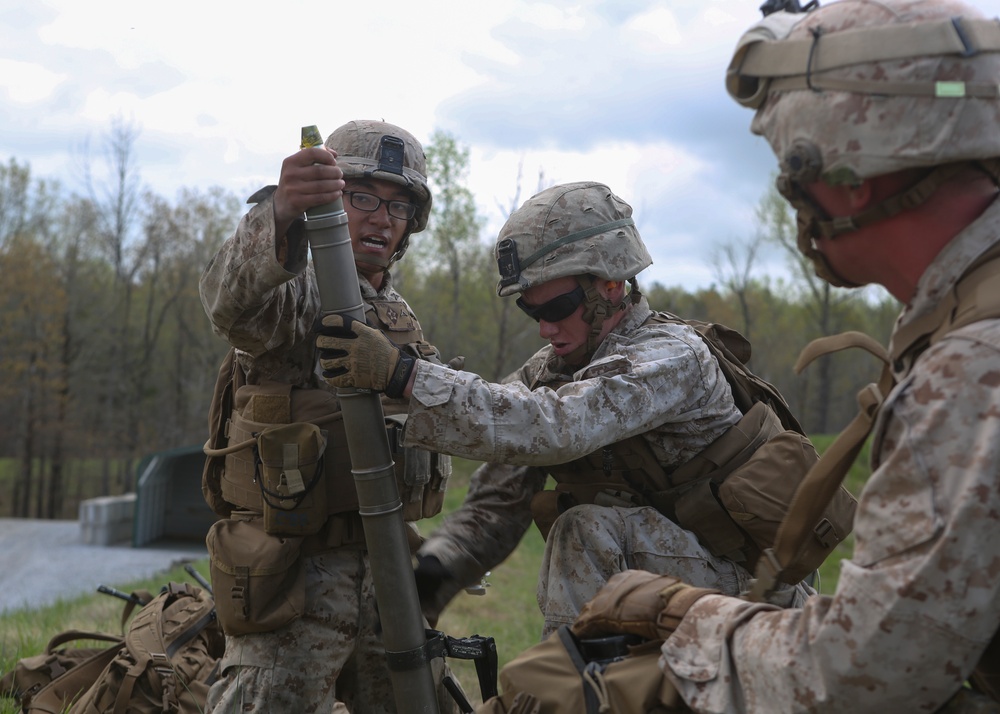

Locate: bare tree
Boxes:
[417,131,484,359]
[79,116,149,491]
[711,232,765,342]
[756,180,862,433]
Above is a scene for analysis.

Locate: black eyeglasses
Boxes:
[344,190,417,221]
[516,285,586,323]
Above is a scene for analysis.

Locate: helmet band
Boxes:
[519,218,636,272]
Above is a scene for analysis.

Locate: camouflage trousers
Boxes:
[206,546,460,713]
[537,504,808,639]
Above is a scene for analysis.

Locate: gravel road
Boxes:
[0,518,207,613]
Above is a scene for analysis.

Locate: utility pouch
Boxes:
[478,625,683,714]
[386,412,450,521]
[206,515,306,636]
[718,428,856,583]
[668,401,855,579]
[255,422,328,536]
[399,448,450,520]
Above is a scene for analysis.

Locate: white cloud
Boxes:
[2,0,998,293]
[0,59,65,102]
[623,7,683,50]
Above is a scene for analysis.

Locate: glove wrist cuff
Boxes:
[385,352,417,399]
[658,586,719,634]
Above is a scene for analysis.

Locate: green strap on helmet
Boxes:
[519,218,636,271]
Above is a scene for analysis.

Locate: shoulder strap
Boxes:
[25,642,123,714]
[750,333,892,600]
[42,630,123,652]
[647,312,806,434]
[201,347,242,516]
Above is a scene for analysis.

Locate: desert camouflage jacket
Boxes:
[412,296,743,589]
[661,198,1000,713]
[199,191,429,389]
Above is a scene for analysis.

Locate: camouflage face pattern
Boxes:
[495,181,653,297]
[325,120,432,234]
[745,0,1000,184]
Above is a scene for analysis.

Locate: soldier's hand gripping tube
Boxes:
[301,125,440,714]
[317,313,416,397]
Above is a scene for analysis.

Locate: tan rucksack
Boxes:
[1,630,124,710]
[21,583,223,714]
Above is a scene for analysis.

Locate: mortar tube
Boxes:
[302,127,440,714]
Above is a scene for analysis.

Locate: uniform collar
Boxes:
[898,195,1000,336]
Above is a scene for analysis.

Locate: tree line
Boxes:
[0,121,899,520]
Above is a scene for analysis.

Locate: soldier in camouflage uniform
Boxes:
[316,180,811,640]
[199,120,458,713]
[568,1,1000,712]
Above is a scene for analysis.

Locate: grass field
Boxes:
[0,442,869,711]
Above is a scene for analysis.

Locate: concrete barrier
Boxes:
[79,493,136,546]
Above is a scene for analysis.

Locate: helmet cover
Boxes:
[495,181,652,297]
[325,120,433,234]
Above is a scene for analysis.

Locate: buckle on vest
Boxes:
[813,518,837,549]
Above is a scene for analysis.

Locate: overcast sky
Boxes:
[3,0,997,292]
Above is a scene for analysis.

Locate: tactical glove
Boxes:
[571,569,719,641]
[316,314,416,398]
[413,554,454,628]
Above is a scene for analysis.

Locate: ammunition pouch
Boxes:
[661,401,784,564]
[667,403,856,583]
[478,625,682,714]
[388,414,450,521]
[205,373,449,538]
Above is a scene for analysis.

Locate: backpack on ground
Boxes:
[19,582,223,714]
[1,630,124,709]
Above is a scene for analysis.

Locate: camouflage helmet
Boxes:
[726,0,1000,284]
[495,181,652,297]
[324,120,432,266]
[730,0,1000,183]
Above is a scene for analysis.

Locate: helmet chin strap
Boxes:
[778,160,995,288]
[353,252,390,270]
[351,225,415,277]
[561,275,639,368]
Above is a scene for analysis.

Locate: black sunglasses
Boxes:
[516,285,586,323]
